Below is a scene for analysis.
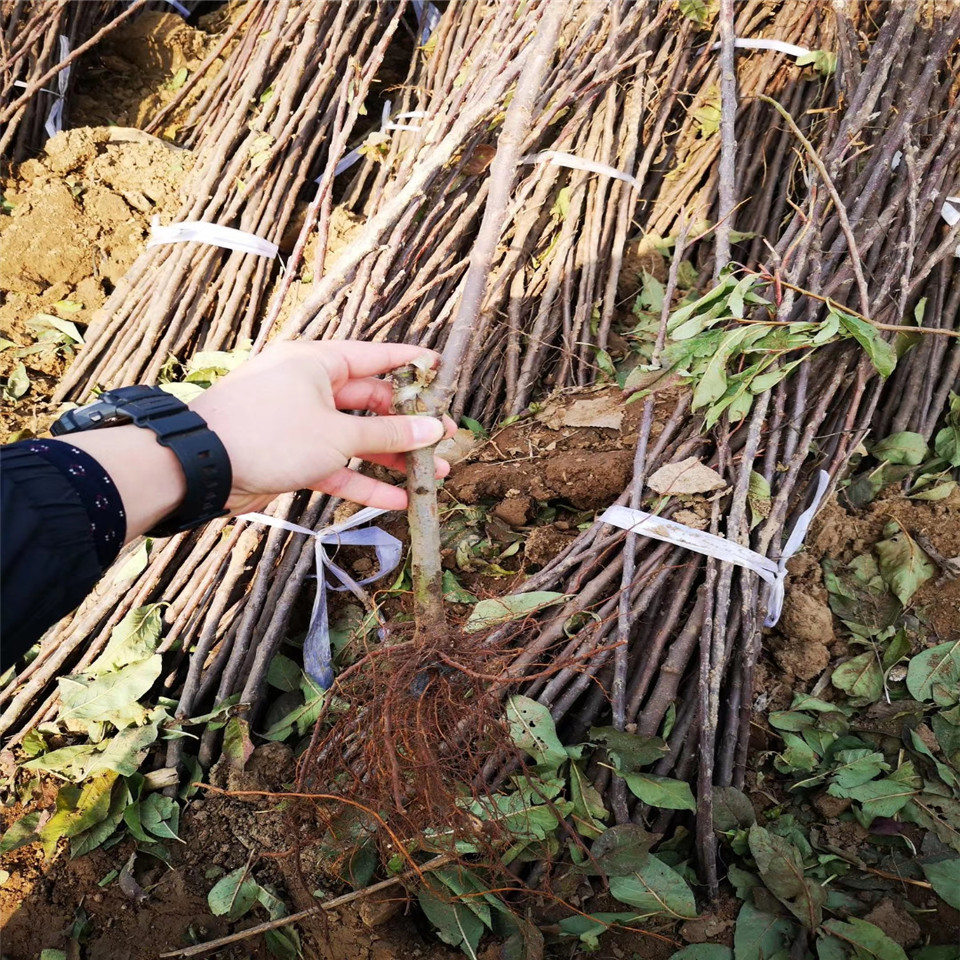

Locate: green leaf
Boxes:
[671,947,733,960]
[466,592,566,632]
[871,432,928,465]
[558,912,643,950]
[911,949,960,960]
[713,786,757,830]
[267,653,301,692]
[569,761,607,838]
[256,884,288,921]
[907,641,960,704]
[733,901,794,960]
[38,773,117,858]
[57,655,161,728]
[170,67,188,90]
[678,0,717,27]
[72,776,131,857]
[442,570,478,604]
[0,811,41,854]
[40,951,67,960]
[796,49,837,76]
[261,682,326,742]
[346,843,377,889]
[875,526,935,606]
[608,855,697,918]
[29,313,84,344]
[51,299,83,313]
[208,867,260,921]
[934,423,960,466]
[89,604,164,674]
[589,727,669,773]
[820,919,907,960]
[3,361,30,401]
[910,480,957,501]
[920,858,960,909]
[580,824,655,877]
[505,696,567,773]
[419,886,484,954]
[775,732,819,773]
[223,716,254,770]
[831,653,884,703]
[828,750,889,789]
[830,775,917,822]
[836,312,896,378]
[748,471,772,530]
[748,824,824,928]
[622,772,696,811]
[264,926,301,960]
[769,711,814,733]
[139,793,180,841]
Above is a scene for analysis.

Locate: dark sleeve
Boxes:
[1,440,126,671]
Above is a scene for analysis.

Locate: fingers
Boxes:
[363,452,451,478]
[334,377,395,415]
[312,468,409,511]
[301,340,441,386]
[340,411,445,458]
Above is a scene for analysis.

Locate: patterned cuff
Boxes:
[23,439,127,567]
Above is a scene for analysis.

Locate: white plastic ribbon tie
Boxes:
[520,150,639,191]
[147,216,278,259]
[45,35,70,138]
[330,100,425,179]
[238,507,401,689]
[941,196,960,258]
[711,38,813,58]
[599,470,830,627]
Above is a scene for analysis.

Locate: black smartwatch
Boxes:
[51,386,232,537]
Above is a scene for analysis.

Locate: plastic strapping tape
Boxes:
[598,470,831,628]
[520,151,639,190]
[710,38,813,58]
[33,35,71,140]
[330,100,425,179]
[147,216,279,259]
[237,507,401,689]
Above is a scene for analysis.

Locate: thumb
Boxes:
[342,412,445,458]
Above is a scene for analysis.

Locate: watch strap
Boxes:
[52,386,232,537]
[135,404,232,538]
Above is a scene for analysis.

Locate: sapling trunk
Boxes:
[394,2,567,641]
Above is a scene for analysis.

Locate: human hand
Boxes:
[189,340,455,515]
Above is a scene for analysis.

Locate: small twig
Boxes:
[756,94,871,316]
[745,272,960,339]
[159,853,458,958]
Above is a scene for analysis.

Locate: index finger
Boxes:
[312,340,441,385]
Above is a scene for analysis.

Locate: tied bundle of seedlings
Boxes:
[1,0,682,736]
[52,0,404,399]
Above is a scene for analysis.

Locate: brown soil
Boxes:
[0,127,191,439]
[70,9,229,136]
[762,484,960,691]
[446,384,673,511]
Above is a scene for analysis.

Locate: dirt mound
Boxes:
[0,127,190,438]
[447,385,673,512]
[70,10,225,134]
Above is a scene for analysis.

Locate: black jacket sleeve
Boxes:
[1,440,125,671]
